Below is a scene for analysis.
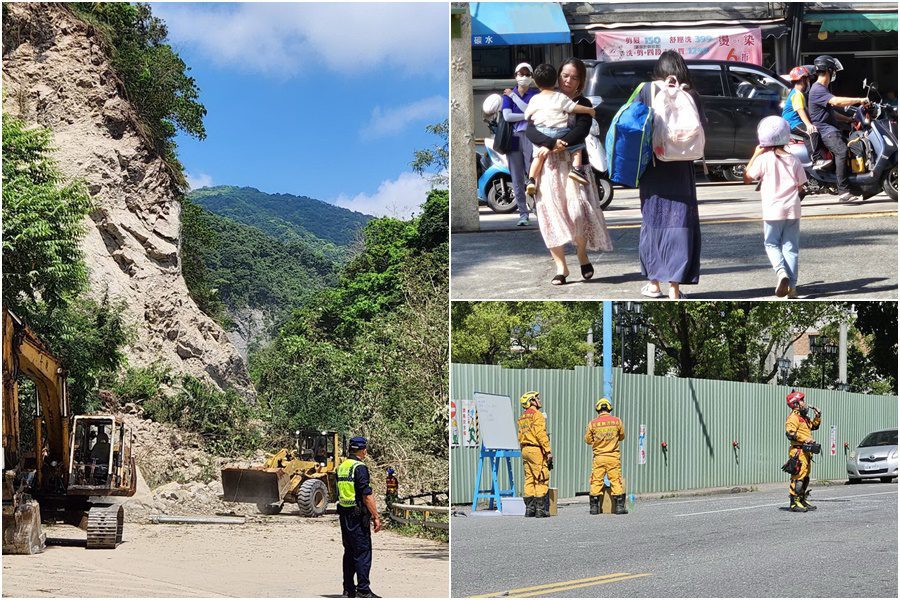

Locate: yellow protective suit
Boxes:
[785,409,821,497]
[584,413,626,495]
[518,407,551,497]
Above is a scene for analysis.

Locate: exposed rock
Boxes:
[2,3,254,399]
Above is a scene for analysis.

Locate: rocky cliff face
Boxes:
[2,3,254,398]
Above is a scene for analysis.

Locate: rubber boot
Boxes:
[789,495,807,512]
[613,494,629,515]
[535,494,549,518]
[524,496,536,518]
[589,495,600,515]
[800,493,817,511]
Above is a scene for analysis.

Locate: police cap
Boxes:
[348,436,367,451]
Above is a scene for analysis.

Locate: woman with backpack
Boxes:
[525,58,612,286]
[638,51,706,299]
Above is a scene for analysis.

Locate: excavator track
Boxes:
[85,504,124,549]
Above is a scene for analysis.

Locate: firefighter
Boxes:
[784,390,822,513]
[337,436,381,598]
[584,397,628,515]
[517,391,553,518]
[385,468,398,508]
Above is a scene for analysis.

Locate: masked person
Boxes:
[784,391,822,513]
[517,391,553,518]
[783,66,824,166]
[583,398,627,515]
[337,436,382,598]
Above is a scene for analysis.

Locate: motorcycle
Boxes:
[789,80,898,201]
[476,130,515,214]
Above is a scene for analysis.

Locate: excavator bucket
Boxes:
[2,497,45,555]
[221,467,290,505]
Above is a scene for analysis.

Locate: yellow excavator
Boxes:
[2,308,136,554]
[221,431,342,516]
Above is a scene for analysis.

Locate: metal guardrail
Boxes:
[388,492,450,531]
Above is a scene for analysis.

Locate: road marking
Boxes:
[675,490,898,516]
[604,211,898,230]
[472,572,651,598]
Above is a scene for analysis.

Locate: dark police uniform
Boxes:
[338,437,375,598]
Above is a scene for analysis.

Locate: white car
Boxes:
[847,428,898,484]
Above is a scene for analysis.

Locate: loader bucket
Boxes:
[221,468,290,505]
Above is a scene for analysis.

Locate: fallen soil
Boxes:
[2,511,448,598]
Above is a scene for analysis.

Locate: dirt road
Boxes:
[2,513,448,597]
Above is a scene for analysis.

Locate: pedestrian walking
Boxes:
[744,116,808,298]
[337,436,382,598]
[502,63,539,226]
[525,58,612,286]
[516,391,553,517]
[783,391,822,513]
[637,50,705,300]
[583,397,628,515]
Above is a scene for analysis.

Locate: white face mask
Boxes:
[516,75,532,88]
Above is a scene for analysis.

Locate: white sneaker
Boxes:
[812,159,833,170]
[775,270,790,297]
[838,192,861,204]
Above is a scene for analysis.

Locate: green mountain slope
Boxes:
[189,185,372,247]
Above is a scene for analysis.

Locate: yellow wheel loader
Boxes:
[221,431,342,517]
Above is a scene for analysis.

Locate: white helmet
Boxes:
[482,93,503,118]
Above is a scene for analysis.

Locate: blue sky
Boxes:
[151,2,448,217]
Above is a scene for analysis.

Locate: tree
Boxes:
[852,302,898,387]
[411,120,449,186]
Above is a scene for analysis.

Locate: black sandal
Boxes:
[551,274,567,286]
[580,262,594,280]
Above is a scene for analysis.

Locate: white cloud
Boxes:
[153,3,447,77]
[361,95,447,140]
[186,172,214,190]
[333,172,432,218]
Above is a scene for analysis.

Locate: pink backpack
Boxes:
[650,76,705,162]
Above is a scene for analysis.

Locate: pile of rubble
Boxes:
[119,408,265,522]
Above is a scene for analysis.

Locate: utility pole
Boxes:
[647,342,656,376]
[838,321,848,386]
[586,327,595,367]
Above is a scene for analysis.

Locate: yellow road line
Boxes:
[605,211,897,230]
[472,572,651,598]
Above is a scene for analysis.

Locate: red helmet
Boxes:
[786,390,806,409]
[789,67,810,82]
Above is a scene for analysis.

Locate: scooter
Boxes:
[789,80,898,201]
[476,128,515,214]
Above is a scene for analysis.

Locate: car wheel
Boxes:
[848,477,861,485]
[486,177,516,213]
[880,476,895,484]
[882,165,897,201]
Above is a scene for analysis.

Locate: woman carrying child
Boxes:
[525,58,612,286]
[745,116,808,298]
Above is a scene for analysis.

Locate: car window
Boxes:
[588,64,654,99]
[688,68,725,97]
[728,67,789,104]
[859,430,898,447]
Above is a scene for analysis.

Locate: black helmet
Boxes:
[813,55,844,81]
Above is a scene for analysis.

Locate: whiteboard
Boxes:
[473,392,519,450]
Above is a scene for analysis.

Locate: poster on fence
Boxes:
[638,424,647,465]
[595,27,762,65]
[461,398,480,447]
[450,400,459,447]
[830,425,837,456]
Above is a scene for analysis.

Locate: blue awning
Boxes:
[470,2,571,47]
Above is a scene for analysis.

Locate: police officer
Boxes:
[517,391,553,518]
[337,437,381,598]
[784,391,822,513]
[584,397,628,515]
[384,468,398,508]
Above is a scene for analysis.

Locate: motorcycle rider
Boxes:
[808,55,871,204]
[783,66,825,167]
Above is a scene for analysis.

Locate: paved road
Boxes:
[452,185,897,300]
[450,482,898,598]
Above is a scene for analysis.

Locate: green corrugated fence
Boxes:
[450,364,898,505]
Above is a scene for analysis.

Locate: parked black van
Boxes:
[584,59,791,180]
